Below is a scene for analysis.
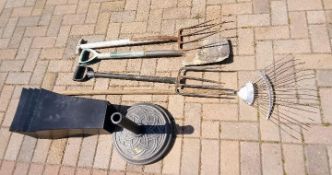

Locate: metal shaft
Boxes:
[110,112,142,134]
[79,36,178,50]
[94,72,177,84]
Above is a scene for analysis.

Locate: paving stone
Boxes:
[2,18,18,38]
[0,39,9,48]
[93,134,112,169]
[4,132,24,160]
[260,117,280,141]
[274,39,311,53]
[253,0,269,13]
[238,14,270,27]
[0,49,17,60]
[17,135,37,162]
[295,54,332,69]
[32,139,51,163]
[184,103,201,137]
[320,88,332,123]
[221,122,258,140]
[0,160,15,175]
[161,20,176,35]
[75,168,91,175]
[309,24,331,53]
[143,161,162,174]
[156,58,181,71]
[238,28,254,55]
[305,144,330,175]
[121,22,147,34]
[22,49,40,72]
[17,16,39,27]
[43,165,60,175]
[180,137,200,175]
[15,37,32,60]
[0,128,11,159]
[48,60,73,72]
[2,99,19,127]
[59,166,75,175]
[271,1,288,25]
[202,120,219,138]
[25,26,47,37]
[261,143,283,175]
[70,24,95,35]
[222,2,252,15]
[316,68,332,87]
[62,137,81,166]
[125,0,138,10]
[241,142,261,175]
[151,0,176,9]
[307,11,326,24]
[220,141,239,175]
[56,26,71,47]
[8,27,25,48]
[323,0,332,8]
[47,139,67,164]
[222,56,255,70]
[76,0,89,14]
[30,61,49,85]
[255,26,289,40]
[280,123,302,143]
[168,95,184,119]
[62,14,85,25]
[283,144,305,175]
[288,0,323,11]
[40,48,64,60]
[256,41,273,69]
[289,12,308,38]
[78,135,98,167]
[136,0,150,21]
[191,0,206,18]
[163,7,191,19]
[13,162,29,175]
[201,139,219,175]
[95,12,110,34]
[54,4,76,15]
[147,9,162,32]
[203,104,237,121]
[206,5,221,20]
[0,85,14,112]
[162,137,182,175]
[110,148,126,171]
[304,125,332,144]
[31,37,56,48]
[101,1,125,12]
[28,164,44,175]
[6,72,31,84]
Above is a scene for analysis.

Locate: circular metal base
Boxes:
[112,103,174,165]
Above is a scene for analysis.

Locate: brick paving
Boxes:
[0,0,331,175]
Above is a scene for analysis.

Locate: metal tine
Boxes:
[181,21,233,37]
[181,76,224,84]
[180,83,234,91]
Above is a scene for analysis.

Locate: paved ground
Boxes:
[0,0,332,174]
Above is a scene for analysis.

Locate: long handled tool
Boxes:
[76,20,229,54]
[78,48,183,65]
[73,65,236,98]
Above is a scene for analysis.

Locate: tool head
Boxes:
[72,65,95,82]
[75,38,87,54]
[78,48,99,65]
[174,66,237,98]
[182,38,230,66]
[237,82,255,105]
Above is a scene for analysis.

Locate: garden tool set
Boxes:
[10,19,319,165]
[76,19,231,66]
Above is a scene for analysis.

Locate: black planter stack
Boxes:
[10,88,113,138]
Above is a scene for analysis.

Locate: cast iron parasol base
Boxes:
[111,103,174,165]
